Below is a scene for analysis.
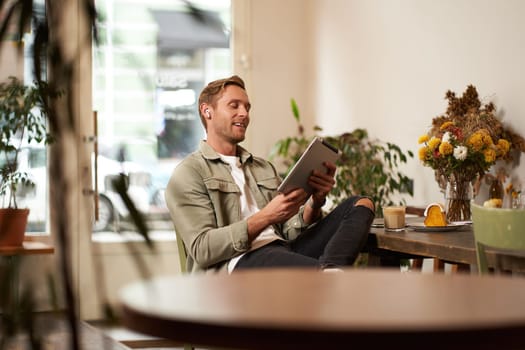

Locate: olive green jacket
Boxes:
[165,141,310,273]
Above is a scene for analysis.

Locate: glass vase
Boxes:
[445,179,473,222]
[511,193,524,209]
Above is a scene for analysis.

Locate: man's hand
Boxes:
[265,189,308,223]
[246,188,307,242]
[309,161,336,205]
[301,161,336,224]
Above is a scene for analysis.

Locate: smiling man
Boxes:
[165,75,375,274]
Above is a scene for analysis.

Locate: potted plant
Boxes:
[0,76,53,246]
[270,98,414,216]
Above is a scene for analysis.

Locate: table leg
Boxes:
[433,258,445,272]
[1,256,21,315]
[450,263,471,273]
[8,256,20,310]
[411,258,423,270]
[366,252,403,268]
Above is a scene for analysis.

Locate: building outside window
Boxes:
[92,0,231,234]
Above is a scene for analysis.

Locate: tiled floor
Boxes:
[88,321,188,349]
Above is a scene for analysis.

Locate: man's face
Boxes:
[208,84,251,145]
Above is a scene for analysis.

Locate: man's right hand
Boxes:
[265,188,308,223]
[246,188,307,242]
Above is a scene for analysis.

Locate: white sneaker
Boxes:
[322,267,344,273]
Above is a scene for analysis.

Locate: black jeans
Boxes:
[234,196,375,270]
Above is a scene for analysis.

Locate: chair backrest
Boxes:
[175,231,188,274]
[471,202,525,274]
[173,231,196,350]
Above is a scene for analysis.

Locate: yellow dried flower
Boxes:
[428,137,441,150]
[440,121,454,130]
[497,139,510,154]
[418,146,428,160]
[480,129,494,146]
[483,148,496,163]
[438,141,453,156]
[418,134,429,144]
[467,132,484,151]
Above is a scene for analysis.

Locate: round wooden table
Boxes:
[119,268,525,349]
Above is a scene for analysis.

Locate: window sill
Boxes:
[91,230,178,254]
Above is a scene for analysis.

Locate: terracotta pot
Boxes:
[0,208,29,247]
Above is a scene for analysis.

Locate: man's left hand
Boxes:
[308,161,336,206]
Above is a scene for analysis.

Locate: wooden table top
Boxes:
[368,216,525,271]
[119,268,525,349]
[369,219,477,265]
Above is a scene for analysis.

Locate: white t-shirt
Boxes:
[219,154,281,273]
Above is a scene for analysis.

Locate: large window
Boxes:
[92,0,231,235]
[18,0,48,233]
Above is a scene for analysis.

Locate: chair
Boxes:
[174,231,194,350]
[471,202,525,274]
[176,232,188,274]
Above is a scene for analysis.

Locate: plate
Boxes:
[407,222,469,232]
[371,218,384,228]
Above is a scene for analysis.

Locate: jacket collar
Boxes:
[199,140,253,164]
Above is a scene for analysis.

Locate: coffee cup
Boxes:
[382,206,406,232]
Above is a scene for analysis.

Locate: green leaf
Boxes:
[290,98,300,122]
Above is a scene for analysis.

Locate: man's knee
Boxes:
[355,197,375,213]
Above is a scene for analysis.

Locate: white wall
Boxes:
[246,0,525,206]
[242,0,316,155]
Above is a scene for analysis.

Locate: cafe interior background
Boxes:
[1,0,524,320]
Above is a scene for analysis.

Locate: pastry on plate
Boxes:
[424,203,447,226]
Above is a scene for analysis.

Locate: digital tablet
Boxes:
[277,137,341,194]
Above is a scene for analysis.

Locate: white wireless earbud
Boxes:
[206,109,211,118]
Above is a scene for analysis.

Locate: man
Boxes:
[165,75,375,273]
